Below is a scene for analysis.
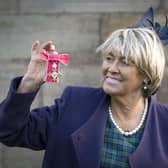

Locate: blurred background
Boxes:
[0,0,167,167]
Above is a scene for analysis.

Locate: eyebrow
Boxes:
[108,52,126,59]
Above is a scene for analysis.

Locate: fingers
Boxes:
[31,40,58,60]
[48,44,56,53]
[31,40,53,54]
[41,41,53,51]
[31,40,40,56]
[48,44,58,54]
[41,41,58,54]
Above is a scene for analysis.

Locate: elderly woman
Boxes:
[0,8,168,168]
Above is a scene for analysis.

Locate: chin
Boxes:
[102,84,122,96]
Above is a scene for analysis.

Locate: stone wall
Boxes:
[0,0,167,167]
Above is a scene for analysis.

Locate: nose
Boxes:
[108,60,120,73]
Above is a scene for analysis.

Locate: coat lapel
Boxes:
[129,98,168,168]
[71,94,109,168]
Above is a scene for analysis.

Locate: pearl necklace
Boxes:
[109,99,148,136]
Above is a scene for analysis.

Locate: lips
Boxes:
[105,77,121,85]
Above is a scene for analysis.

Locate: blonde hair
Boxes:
[97,28,165,96]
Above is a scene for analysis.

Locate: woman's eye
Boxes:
[120,59,130,66]
[106,56,111,60]
[104,56,113,61]
[122,60,127,64]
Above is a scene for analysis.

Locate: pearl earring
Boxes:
[143,79,148,90]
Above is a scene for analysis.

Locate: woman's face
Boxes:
[101,49,144,97]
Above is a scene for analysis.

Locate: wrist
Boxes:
[17,75,42,93]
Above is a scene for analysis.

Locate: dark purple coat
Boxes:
[0,77,168,168]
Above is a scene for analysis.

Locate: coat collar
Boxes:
[71,92,109,168]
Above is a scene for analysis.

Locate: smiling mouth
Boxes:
[105,77,121,85]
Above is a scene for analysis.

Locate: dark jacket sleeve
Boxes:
[0,77,70,150]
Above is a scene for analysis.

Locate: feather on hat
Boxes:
[129,7,168,46]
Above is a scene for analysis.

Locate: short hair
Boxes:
[96,28,165,96]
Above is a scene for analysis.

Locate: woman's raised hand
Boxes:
[17,40,56,93]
